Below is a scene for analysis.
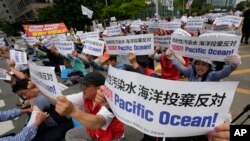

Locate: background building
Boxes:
[0,0,53,23]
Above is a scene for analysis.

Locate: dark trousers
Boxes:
[32,119,73,141]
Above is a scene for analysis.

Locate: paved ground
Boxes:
[0,43,249,140]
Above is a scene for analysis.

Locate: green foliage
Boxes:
[0,21,20,36]
[236,1,250,11]
[101,0,146,19]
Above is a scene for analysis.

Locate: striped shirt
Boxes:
[0,108,38,141]
[0,108,21,122]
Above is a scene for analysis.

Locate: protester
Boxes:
[0,108,48,141]
[55,71,124,141]
[12,79,73,141]
[241,7,250,44]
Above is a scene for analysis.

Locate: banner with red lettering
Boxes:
[23,23,68,37]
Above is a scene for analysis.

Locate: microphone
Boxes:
[231,104,250,124]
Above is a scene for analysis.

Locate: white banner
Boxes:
[82,39,104,56]
[29,62,61,101]
[104,66,238,137]
[170,35,241,61]
[9,50,27,64]
[78,31,99,42]
[186,18,204,29]
[131,20,143,31]
[214,16,243,27]
[165,22,181,30]
[154,35,171,49]
[104,34,154,55]
[0,68,11,81]
[105,26,121,36]
[54,41,74,56]
[24,37,38,46]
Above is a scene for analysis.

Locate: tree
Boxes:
[0,20,20,36]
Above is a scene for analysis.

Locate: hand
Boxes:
[56,95,76,116]
[207,123,230,141]
[21,107,32,114]
[224,54,241,68]
[6,59,16,69]
[95,86,109,108]
[34,112,49,126]
[155,45,161,52]
[72,51,78,57]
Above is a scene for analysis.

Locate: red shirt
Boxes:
[84,99,124,141]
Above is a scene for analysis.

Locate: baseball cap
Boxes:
[76,71,105,86]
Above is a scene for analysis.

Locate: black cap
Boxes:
[76,71,105,86]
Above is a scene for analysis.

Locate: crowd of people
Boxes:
[0,5,249,141]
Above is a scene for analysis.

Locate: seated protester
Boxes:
[12,79,73,141]
[55,71,124,141]
[0,108,48,141]
[6,59,29,80]
[170,50,241,82]
[71,50,97,69]
[95,86,231,141]
[149,45,188,80]
[128,53,158,78]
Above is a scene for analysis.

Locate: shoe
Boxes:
[245,42,248,44]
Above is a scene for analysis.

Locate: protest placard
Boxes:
[104,66,238,137]
[131,20,143,31]
[54,40,74,56]
[105,26,121,36]
[24,37,38,46]
[9,50,27,64]
[77,31,99,42]
[186,18,204,29]
[82,39,104,56]
[170,34,241,61]
[214,16,243,27]
[23,23,68,37]
[104,34,154,55]
[0,68,11,81]
[154,35,171,49]
[165,22,181,30]
[29,62,61,101]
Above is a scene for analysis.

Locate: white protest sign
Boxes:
[0,68,11,81]
[82,39,104,56]
[227,16,243,27]
[24,37,38,46]
[29,62,61,101]
[9,50,27,64]
[131,20,143,31]
[170,34,241,61]
[104,66,238,137]
[78,31,99,42]
[104,34,154,55]
[55,33,67,40]
[186,18,204,29]
[154,35,171,49]
[54,40,74,56]
[110,22,118,27]
[0,38,5,47]
[165,22,181,30]
[214,16,243,27]
[43,39,53,49]
[105,26,121,36]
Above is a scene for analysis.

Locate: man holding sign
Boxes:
[56,71,124,141]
